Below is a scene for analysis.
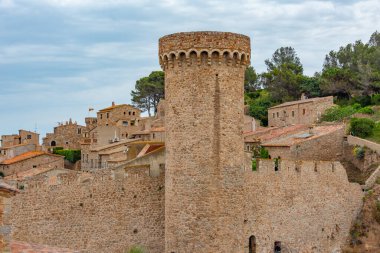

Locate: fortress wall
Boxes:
[6,167,165,253]
[244,159,363,253]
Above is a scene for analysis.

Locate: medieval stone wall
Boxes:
[7,167,165,253]
[243,159,362,253]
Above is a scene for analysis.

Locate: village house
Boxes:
[268,95,334,127]
[43,119,86,150]
[0,130,39,149]
[0,151,64,177]
[261,124,345,161]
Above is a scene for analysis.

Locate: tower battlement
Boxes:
[159,31,250,69]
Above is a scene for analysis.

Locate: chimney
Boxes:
[112,101,115,106]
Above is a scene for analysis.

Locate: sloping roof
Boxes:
[90,138,140,152]
[0,143,34,150]
[0,151,63,165]
[10,241,80,253]
[244,124,309,142]
[269,96,333,110]
[98,103,137,112]
[0,180,19,194]
[151,126,165,132]
[261,124,344,147]
[4,167,69,181]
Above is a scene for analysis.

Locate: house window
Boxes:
[132,111,135,116]
[292,111,295,117]
[27,134,32,139]
[131,120,135,126]
[276,112,279,117]
[33,165,37,168]
[129,111,131,115]
[123,121,129,126]
[303,109,306,115]
[273,113,275,118]
[100,114,103,119]
[106,113,109,118]
[77,128,82,134]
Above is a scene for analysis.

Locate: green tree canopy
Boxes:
[262,47,304,102]
[321,31,380,98]
[131,71,165,116]
[244,66,260,92]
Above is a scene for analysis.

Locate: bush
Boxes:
[53,149,81,163]
[252,159,257,171]
[259,147,269,159]
[0,171,4,178]
[357,106,374,114]
[52,147,63,153]
[349,118,375,138]
[321,105,356,122]
[371,94,380,105]
[126,246,145,253]
[353,146,365,159]
[373,201,380,224]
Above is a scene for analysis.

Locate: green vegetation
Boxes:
[321,105,357,122]
[126,246,145,253]
[131,71,164,116]
[252,159,257,171]
[349,118,375,138]
[373,201,380,224]
[353,146,365,160]
[53,149,81,163]
[259,147,269,159]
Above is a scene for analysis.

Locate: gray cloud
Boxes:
[0,0,378,137]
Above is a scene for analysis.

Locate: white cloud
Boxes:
[0,0,15,8]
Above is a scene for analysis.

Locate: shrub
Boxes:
[371,94,380,105]
[54,149,81,163]
[373,201,380,224]
[349,118,375,138]
[259,147,269,159]
[321,105,356,122]
[357,106,374,114]
[0,171,4,178]
[353,146,365,159]
[52,147,64,153]
[252,159,257,171]
[126,246,145,253]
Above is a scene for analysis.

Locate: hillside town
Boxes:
[0,31,379,253]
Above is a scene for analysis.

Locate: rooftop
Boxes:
[244,124,309,142]
[0,151,63,165]
[98,103,137,113]
[262,124,344,147]
[269,96,333,109]
[4,167,68,181]
[10,241,79,253]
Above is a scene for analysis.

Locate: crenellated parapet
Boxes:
[159,31,251,70]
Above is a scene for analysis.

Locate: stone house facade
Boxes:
[262,124,346,161]
[1,130,39,149]
[43,119,86,150]
[0,144,37,163]
[0,151,64,177]
[268,95,334,127]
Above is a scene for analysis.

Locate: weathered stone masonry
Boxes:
[160,31,251,253]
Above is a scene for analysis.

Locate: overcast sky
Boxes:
[0,0,379,139]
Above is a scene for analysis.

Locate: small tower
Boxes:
[159,32,251,252]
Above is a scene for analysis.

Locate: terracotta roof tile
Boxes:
[0,151,63,165]
[10,241,80,253]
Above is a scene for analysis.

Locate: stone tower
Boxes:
[159,32,251,253]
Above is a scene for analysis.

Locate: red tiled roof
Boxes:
[0,151,63,165]
[10,241,80,253]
